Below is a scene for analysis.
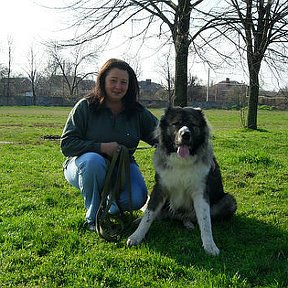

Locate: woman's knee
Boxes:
[75,152,107,174]
[131,188,148,210]
[130,164,148,209]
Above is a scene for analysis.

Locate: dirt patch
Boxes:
[42,135,61,140]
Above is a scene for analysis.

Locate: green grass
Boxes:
[0,106,287,287]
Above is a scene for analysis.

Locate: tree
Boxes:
[225,0,288,129]
[47,43,98,97]
[25,46,39,105]
[157,51,175,105]
[187,74,205,102]
[0,37,14,103]
[58,0,221,106]
[121,54,143,80]
[6,37,14,102]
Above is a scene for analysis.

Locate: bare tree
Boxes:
[25,46,39,105]
[221,0,288,129]
[6,37,14,102]
[56,0,224,106]
[0,37,14,103]
[41,55,59,97]
[121,54,143,80]
[157,50,175,105]
[47,43,98,97]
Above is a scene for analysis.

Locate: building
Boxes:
[209,78,248,102]
[138,79,163,100]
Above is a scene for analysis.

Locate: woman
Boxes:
[60,58,158,231]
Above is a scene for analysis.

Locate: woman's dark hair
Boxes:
[86,58,140,112]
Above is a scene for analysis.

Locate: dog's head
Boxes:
[157,106,209,157]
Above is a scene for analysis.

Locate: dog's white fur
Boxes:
[127,134,220,256]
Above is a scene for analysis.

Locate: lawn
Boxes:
[0,106,287,287]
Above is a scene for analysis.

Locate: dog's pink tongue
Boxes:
[177,145,190,158]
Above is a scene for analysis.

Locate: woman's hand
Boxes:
[100,142,119,158]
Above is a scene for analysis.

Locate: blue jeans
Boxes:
[64,152,148,224]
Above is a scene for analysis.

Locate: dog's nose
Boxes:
[179,126,191,139]
[181,131,191,140]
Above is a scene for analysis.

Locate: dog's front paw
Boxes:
[127,234,143,247]
[183,219,195,230]
[203,242,220,256]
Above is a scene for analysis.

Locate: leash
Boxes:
[96,145,132,242]
[133,145,156,150]
[95,144,156,241]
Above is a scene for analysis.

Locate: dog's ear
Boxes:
[160,114,168,127]
[198,109,208,123]
[164,105,173,115]
[185,106,204,118]
[195,107,204,118]
[184,106,202,112]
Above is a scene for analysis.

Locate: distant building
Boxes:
[0,77,31,96]
[138,79,163,100]
[209,78,248,102]
[258,89,288,109]
[0,75,97,99]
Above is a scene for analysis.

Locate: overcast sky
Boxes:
[0,0,287,90]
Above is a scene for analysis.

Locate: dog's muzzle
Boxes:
[176,126,191,158]
[177,126,191,145]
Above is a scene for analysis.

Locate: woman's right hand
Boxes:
[100,142,119,158]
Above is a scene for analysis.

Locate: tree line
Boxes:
[58,0,288,129]
[0,42,98,105]
[1,0,288,129]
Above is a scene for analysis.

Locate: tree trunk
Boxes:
[32,81,36,105]
[247,63,260,130]
[174,44,189,107]
[172,0,191,107]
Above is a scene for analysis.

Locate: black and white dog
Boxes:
[127,107,237,256]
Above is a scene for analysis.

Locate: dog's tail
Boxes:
[211,194,237,221]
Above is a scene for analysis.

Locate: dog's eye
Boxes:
[172,121,181,126]
[188,122,199,128]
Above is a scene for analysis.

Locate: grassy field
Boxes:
[0,106,287,287]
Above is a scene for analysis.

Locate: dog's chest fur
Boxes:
[155,152,210,211]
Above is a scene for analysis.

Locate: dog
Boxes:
[127,106,237,256]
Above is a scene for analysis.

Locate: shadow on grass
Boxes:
[132,215,288,287]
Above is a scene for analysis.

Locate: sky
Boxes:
[0,0,287,91]
[0,0,163,79]
[0,0,64,71]
[0,1,62,48]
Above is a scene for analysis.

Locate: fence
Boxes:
[0,95,79,106]
[0,95,287,110]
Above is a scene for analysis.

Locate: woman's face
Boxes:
[104,68,129,103]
